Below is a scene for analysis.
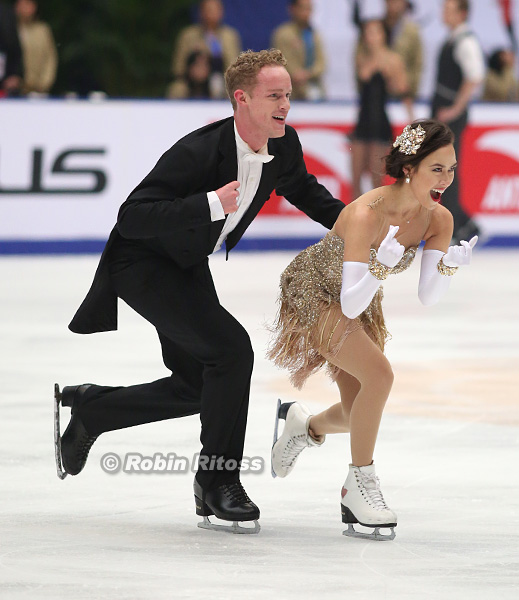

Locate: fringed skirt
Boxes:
[267,266,389,389]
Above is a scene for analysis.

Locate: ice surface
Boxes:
[0,249,518,599]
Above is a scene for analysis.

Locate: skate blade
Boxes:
[54,383,68,480]
[271,398,282,478]
[197,516,260,535]
[342,523,396,541]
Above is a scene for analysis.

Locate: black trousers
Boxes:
[431,108,471,233]
[78,249,254,490]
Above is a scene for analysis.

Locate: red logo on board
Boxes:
[260,123,352,215]
[460,126,519,215]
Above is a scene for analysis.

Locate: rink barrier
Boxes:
[0,235,516,256]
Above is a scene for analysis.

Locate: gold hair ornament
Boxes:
[393,124,426,155]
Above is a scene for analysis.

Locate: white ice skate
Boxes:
[341,463,397,541]
[271,399,325,478]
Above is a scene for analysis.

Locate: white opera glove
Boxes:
[340,226,404,319]
[442,236,478,267]
[376,225,406,268]
[340,262,373,318]
[418,236,478,306]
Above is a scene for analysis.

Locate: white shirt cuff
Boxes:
[207,191,225,222]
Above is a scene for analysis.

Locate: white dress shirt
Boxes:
[207,121,274,253]
[451,23,485,84]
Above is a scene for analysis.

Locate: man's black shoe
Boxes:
[60,384,98,476]
[194,478,260,522]
[61,384,93,412]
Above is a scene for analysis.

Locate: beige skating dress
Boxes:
[268,196,431,388]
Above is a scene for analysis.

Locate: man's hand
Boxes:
[216,180,240,214]
[437,80,480,124]
[437,106,461,124]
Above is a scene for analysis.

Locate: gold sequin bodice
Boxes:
[279,232,416,330]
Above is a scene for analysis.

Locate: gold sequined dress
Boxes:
[268,197,428,389]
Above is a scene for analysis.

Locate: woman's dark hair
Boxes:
[385,119,454,179]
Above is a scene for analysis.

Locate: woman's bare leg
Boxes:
[350,141,369,201]
[368,142,390,190]
[310,325,394,467]
[308,369,360,435]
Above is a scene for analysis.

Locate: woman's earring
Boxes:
[405,175,411,184]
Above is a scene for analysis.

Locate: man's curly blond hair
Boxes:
[225,49,287,110]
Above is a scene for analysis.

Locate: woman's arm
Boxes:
[338,206,405,318]
[356,47,377,83]
[418,238,478,305]
[418,206,477,305]
[386,52,414,121]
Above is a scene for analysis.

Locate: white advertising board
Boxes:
[1,99,518,252]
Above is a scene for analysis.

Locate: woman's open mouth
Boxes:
[430,189,444,202]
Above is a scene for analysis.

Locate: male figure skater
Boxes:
[56,49,344,532]
[431,0,484,242]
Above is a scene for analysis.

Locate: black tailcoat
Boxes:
[69,117,344,334]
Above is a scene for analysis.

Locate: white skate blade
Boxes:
[342,523,396,541]
[197,516,260,535]
[53,383,67,480]
[271,398,282,478]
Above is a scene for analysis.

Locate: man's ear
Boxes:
[234,88,248,107]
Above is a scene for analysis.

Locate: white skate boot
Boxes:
[341,463,397,541]
[271,400,325,478]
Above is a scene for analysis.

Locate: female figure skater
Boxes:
[268,120,477,540]
[350,19,413,201]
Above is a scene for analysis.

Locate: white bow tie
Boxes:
[243,152,274,164]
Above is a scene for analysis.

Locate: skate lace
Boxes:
[357,472,389,511]
[222,482,251,504]
[280,434,308,468]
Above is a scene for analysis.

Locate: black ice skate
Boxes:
[194,478,260,534]
[54,383,98,479]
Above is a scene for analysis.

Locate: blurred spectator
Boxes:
[169,49,212,99]
[168,0,241,99]
[15,0,57,95]
[0,0,23,97]
[350,19,413,201]
[482,48,518,101]
[431,0,485,243]
[271,0,325,100]
[384,0,422,98]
